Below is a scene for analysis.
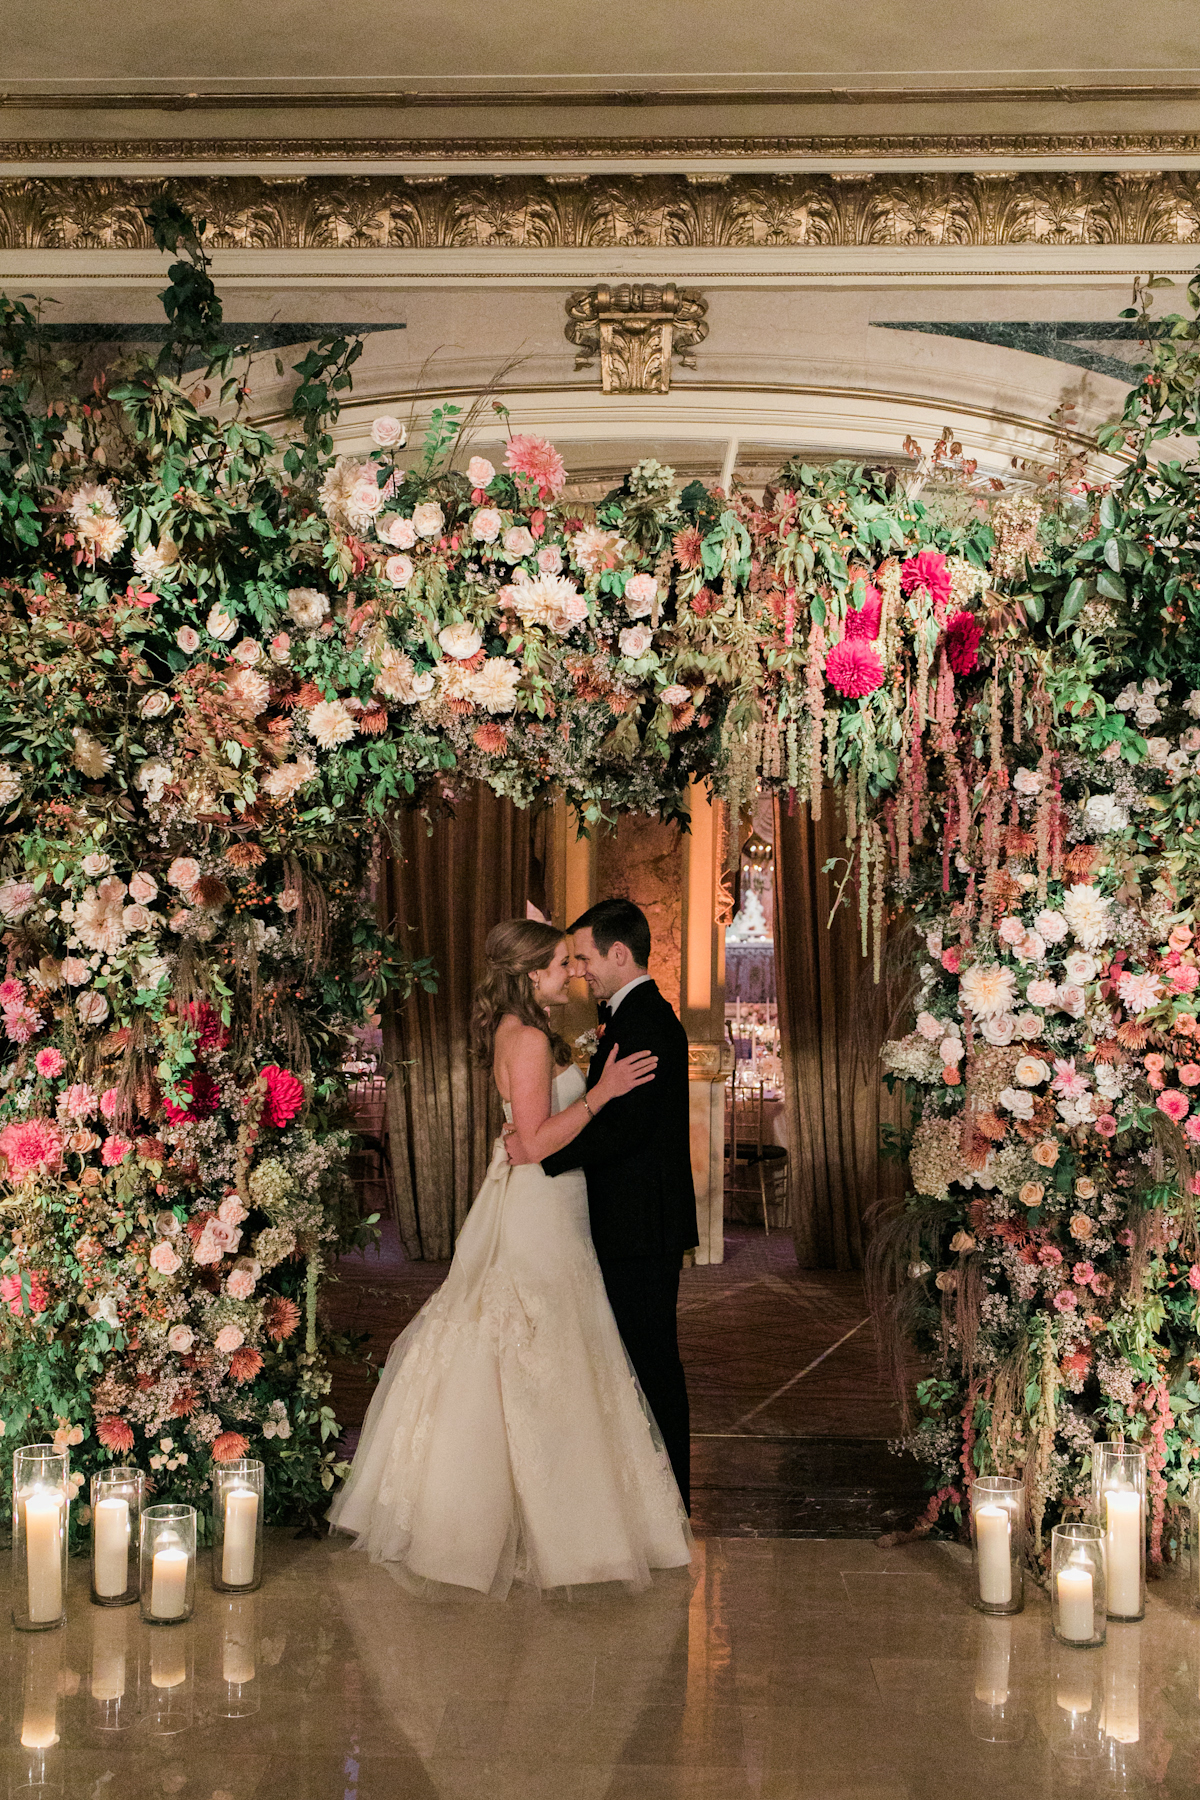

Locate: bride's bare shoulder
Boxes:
[495,1015,551,1057]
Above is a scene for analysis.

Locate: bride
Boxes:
[328,917,692,1597]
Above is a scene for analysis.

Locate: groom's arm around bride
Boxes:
[538,899,697,1511]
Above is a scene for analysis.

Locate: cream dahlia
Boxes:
[959,962,1018,1019]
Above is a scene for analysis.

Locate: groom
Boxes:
[539,898,697,1511]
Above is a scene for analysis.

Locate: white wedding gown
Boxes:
[328,1065,691,1597]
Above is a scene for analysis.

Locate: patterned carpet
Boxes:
[324,1221,927,1538]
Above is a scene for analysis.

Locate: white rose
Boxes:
[384,554,415,589]
[438,622,483,661]
[1084,793,1130,833]
[81,852,111,878]
[349,475,385,519]
[468,457,495,488]
[660,684,691,707]
[378,515,417,549]
[410,671,435,700]
[412,502,445,539]
[999,1087,1036,1120]
[624,573,658,618]
[939,1037,965,1065]
[537,546,563,575]
[1014,932,1046,964]
[980,1012,1017,1046]
[618,626,653,659]
[232,639,263,666]
[1014,1011,1042,1038]
[207,604,238,642]
[1014,1055,1051,1087]
[370,415,407,448]
[1056,983,1087,1019]
[1095,1063,1123,1100]
[503,526,535,558]
[915,1011,942,1042]
[471,508,503,543]
[287,587,330,630]
[1185,690,1200,719]
[1064,951,1097,984]
[140,691,172,719]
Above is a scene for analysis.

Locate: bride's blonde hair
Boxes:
[470,918,573,1069]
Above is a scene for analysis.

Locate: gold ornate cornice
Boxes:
[5,171,1200,251]
[7,132,1200,165]
[565,284,708,392]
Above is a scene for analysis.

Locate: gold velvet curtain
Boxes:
[380,790,539,1260]
[772,796,905,1270]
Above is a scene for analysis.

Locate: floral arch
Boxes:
[2,209,1200,1565]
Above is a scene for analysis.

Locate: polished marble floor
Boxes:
[5,1530,1200,1798]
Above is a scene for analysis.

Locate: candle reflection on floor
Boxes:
[970,1614,1024,1743]
[218,1593,260,1719]
[1050,1641,1103,1762]
[88,1604,134,1735]
[146,1624,193,1737]
[17,1633,61,1753]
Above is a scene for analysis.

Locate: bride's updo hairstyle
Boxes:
[470,918,573,1069]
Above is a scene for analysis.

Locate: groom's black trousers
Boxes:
[597,1254,690,1513]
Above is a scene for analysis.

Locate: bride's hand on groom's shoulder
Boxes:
[592,1043,658,1107]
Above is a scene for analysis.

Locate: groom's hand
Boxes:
[502,1123,538,1167]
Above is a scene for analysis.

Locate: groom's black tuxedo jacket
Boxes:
[542,979,698,1263]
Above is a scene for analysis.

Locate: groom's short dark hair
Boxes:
[570,898,651,969]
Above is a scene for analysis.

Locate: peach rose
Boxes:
[1032,1140,1060,1167]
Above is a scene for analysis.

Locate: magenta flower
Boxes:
[842,582,883,641]
[100,1135,132,1167]
[900,549,951,613]
[944,610,983,676]
[825,638,885,699]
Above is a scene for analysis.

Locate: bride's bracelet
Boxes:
[582,1093,595,1119]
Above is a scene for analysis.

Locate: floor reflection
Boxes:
[4,1533,1200,1797]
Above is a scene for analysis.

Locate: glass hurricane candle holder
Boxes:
[90,1468,143,1607]
[1091,1443,1146,1622]
[1051,1522,1106,1649]
[139,1506,196,1626]
[972,1475,1024,1615]
[12,1445,69,1632]
[212,1459,264,1592]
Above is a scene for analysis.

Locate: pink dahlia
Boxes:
[0,1118,64,1182]
[34,1048,65,1079]
[0,979,26,1008]
[100,1134,133,1167]
[0,1271,48,1315]
[944,610,983,676]
[1157,1089,1190,1122]
[261,1064,304,1128]
[842,582,882,641]
[503,434,567,501]
[1118,970,1163,1015]
[1170,964,1199,994]
[162,1070,221,1125]
[1188,1265,1200,1292]
[825,638,885,699]
[900,549,952,614]
[4,1004,41,1044]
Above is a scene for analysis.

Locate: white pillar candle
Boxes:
[149,1541,189,1620]
[1057,1558,1095,1643]
[974,1617,1010,1705]
[92,1495,130,1598]
[90,1609,126,1704]
[975,1503,1013,1606]
[1104,1489,1142,1616]
[24,1490,63,1625]
[221,1487,259,1587]
[150,1633,187,1691]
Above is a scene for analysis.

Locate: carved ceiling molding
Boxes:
[8,133,1200,165]
[565,284,708,392]
[6,172,1200,252]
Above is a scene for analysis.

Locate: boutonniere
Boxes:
[574,1028,600,1064]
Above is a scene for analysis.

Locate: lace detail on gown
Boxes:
[328,1065,691,1596]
